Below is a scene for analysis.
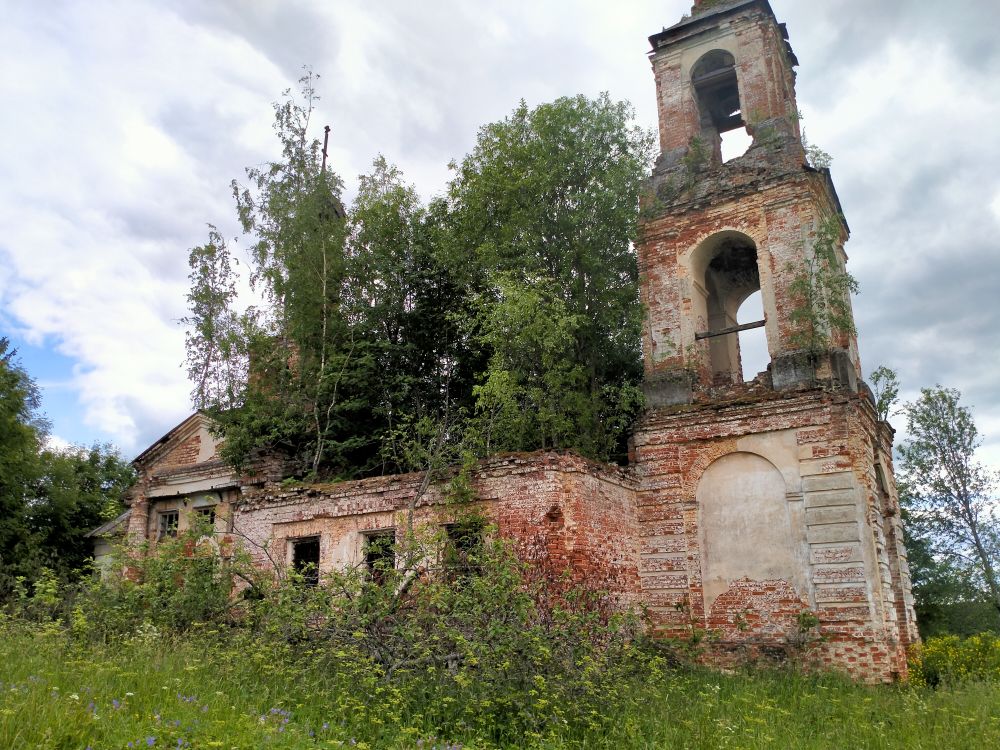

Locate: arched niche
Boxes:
[688,230,763,384]
[697,452,805,611]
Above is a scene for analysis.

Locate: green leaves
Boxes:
[452,94,655,461]
[899,386,1000,620]
[0,340,132,596]
[185,86,654,475]
[869,365,900,423]
[473,273,588,453]
[787,214,859,355]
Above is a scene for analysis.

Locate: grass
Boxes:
[2,624,998,749]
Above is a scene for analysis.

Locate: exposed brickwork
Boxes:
[161,434,201,467]
[630,389,916,680]
[226,453,641,604]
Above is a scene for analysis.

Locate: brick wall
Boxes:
[631,387,913,681]
[228,453,641,601]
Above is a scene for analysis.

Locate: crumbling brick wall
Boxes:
[228,453,641,603]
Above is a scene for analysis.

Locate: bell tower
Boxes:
[640,0,860,401]
[631,0,919,681]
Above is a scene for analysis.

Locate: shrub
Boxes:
[910,631,1000,685]
[245,521,655,743]
[72,519,249,637]
[19,515,657,745]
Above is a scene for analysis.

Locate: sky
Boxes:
[1,0,999,465]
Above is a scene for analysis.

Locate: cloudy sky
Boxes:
[2,0,999,465]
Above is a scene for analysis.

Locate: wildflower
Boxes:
[147,738,156,747]
[113,699,121,710]
[69,693,80,701]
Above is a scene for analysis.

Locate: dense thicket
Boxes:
[0,338,133,595]
[185,75,655,478]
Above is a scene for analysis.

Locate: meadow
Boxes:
[2,622,997,750]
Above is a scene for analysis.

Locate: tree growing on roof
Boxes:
[184,79,655,477]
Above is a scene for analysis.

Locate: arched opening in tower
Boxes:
[692,49,750,163]
[690,231,763,386]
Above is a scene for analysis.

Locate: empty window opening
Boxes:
[691,232,763,385]
[363,530,396,583]
[444,519,485,575]
[721,127,753,163]
[195,506,216,527]
[157,510,179,541]
[692,50,744,149]
[737,291,768,382]
[292,536,321,587]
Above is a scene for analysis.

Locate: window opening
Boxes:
[292,536,321,587]
[692,50,743,134]
[737,291,768,381]
[444,519,484,575]
[157,510,179,541]
[196,506,216,526]
[363,530,396,583]
[698,239,760,384]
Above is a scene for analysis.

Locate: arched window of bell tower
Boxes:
[689,231,763,385]
[691,50,750,162]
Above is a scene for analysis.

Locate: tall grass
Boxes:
[2,622,998,750]
[5,528,999,749]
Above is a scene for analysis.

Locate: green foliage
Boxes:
[682,134,710,175]
[473,273,590,453]
[869,364,900,423]
[182,226,246,411]
[0,338,46,592]
[786,215,859,355]
[899,387,1000,620]
[449,94,655,461]
[0,339,132,598]
[23,444,134,583]
[903,516,1000,637]
[910,632,1000,686]
[186,87,654,473]
[71,521,240,636]
[3,623,1000,749]
[13,517,656,745]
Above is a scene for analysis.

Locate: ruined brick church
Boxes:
[109,1,919,681]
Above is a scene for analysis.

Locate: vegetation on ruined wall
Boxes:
[183,77,655,477]
[786,215,859,357]
[0,338,133,597]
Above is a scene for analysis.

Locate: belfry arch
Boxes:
[688,230,765,384]
[691,49,747,164]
